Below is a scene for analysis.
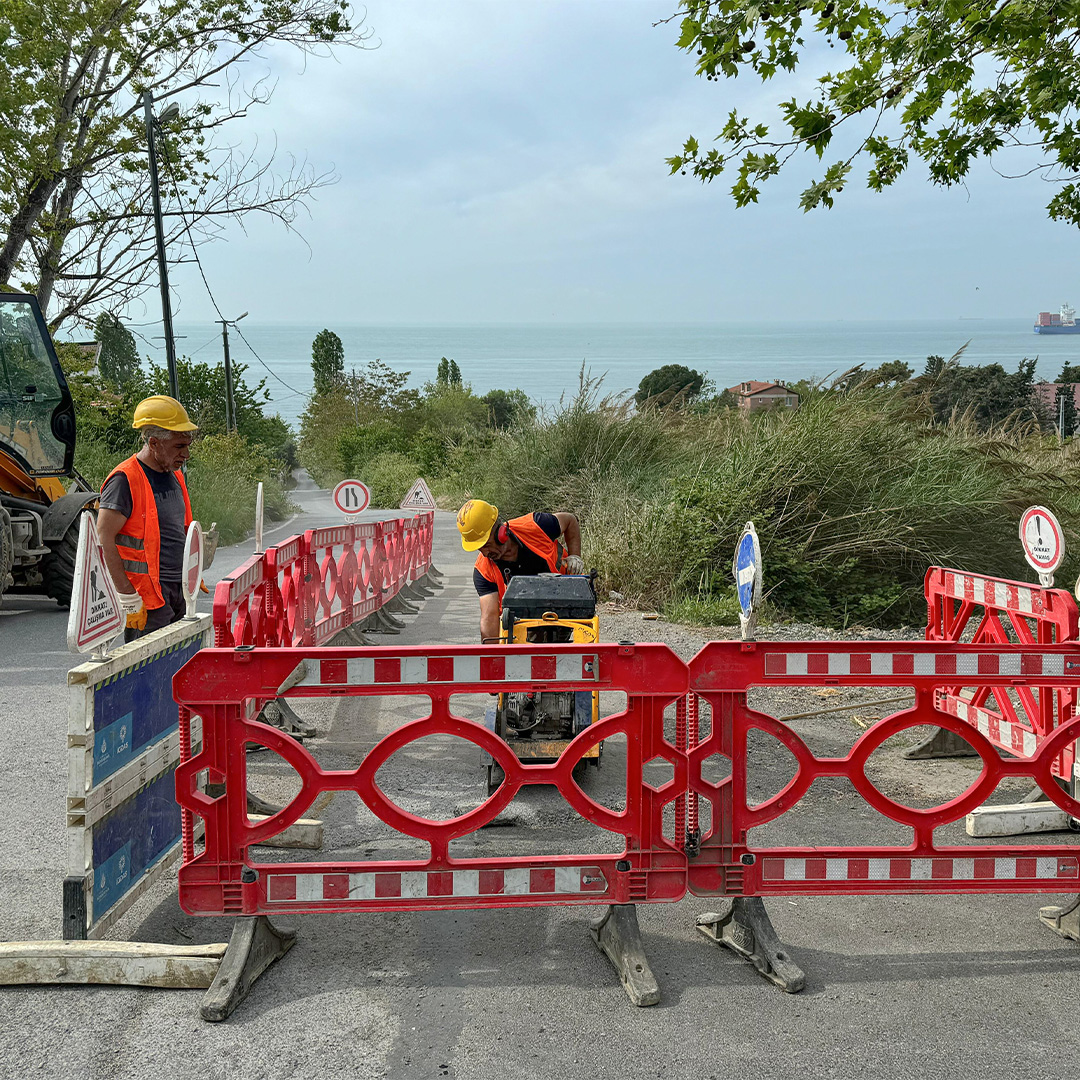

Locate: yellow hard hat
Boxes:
[132,395,198,432]
[457,499,498,551]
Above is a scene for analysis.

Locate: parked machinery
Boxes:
[0,293,97,607]
[482,573,601,794]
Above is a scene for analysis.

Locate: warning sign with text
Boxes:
[67,513,124,654]
[400,477,436,512]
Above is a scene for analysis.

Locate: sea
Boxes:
[135,319,1079,430]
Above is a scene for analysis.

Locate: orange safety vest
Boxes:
[102,455,193,611]
[474,513,566,606]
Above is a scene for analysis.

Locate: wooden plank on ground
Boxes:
[0,940,228,988]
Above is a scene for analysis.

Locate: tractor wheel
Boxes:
[42,514,81,608]
[0,508,13,608]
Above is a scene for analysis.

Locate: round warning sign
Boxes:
[1019,505,1064,575]
[733,522,762,616]
[333,478,371,516]
[181,520,204,616]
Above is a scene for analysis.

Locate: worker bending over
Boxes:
[456,499,583,642]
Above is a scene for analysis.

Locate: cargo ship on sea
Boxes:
[1034,304,1080,333]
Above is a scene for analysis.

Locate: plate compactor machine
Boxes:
[481,573,601,794]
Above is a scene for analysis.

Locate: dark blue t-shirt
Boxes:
[473,512,561,597]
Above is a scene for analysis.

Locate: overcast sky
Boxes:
[161,0,1080,326]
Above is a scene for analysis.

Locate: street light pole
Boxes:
[215,312,248,433]
[143,90,180,401]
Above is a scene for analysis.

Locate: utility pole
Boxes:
[215,312,247,433]
[143,91,180,401]
[1061,393,1066,443]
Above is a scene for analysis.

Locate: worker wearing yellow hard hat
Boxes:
[456,499,584,642]
[97,396,199,640]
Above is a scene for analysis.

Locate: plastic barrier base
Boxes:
[697,898,805,993]
[1040,894,1080,942]
[200,916,295,1022]
[589,904,660,1007]
[902,725,980,759]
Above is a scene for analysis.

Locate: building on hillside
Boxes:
[727,380,800,412]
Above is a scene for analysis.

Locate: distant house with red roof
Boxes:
[727,380,800,412]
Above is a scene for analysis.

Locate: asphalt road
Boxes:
[2,473,1080,1079]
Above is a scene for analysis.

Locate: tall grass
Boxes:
[445,382,1080,627]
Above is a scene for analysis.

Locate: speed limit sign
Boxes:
[333,478,371,516]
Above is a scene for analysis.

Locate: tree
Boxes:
[93,311,139,387]
[311,329,345,395]
[635,364,707,408]
[1,1,370,329]
[1060,364,1080,383]
[482,388,535,429]
[666,1,1080,226]
[1055,383,1077,438]
[921,357,1038,429]
[436,357,462,387]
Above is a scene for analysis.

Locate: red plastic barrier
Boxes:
[687,641,1080,899]
[924,566,1078,780]
[174,643,688,915]
[213,513,435,649]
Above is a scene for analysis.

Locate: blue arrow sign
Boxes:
[734,523,762,616]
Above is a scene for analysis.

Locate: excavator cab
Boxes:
[0,293,96,606]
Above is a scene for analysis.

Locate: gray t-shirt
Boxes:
[100,460,187,582]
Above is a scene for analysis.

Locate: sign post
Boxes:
[181,520,204,618]
[733,521,763,642]
[1018,505,1064,588]
[332,478,371,524]
[67,512,124,660]
[254,482,264,554]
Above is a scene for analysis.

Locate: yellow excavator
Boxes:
[0,292,98,607]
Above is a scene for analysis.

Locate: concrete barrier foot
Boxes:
[200,915,295,1022]
[901,726,978,759]
[589,904,660,1007]
[1040,894,1080,942]
[697,897,805,993]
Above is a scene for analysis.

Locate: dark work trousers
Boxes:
[124,581,187,642]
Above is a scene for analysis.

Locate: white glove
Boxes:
[565,555,585,575]
[116,591,143,614]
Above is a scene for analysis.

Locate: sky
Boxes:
[156,0,1080,327]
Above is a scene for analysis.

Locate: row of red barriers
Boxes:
[212,513,436,648]
[922,566,1078,781]
[173,638,1080,918]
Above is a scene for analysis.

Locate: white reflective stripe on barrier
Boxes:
[299,652,602,688]
[763,651,1067,678]
[761,856,1079,882]
[944,696,1040,757]
[942,572,1040,616]
[265,866,610,903]
[66,615,211,939]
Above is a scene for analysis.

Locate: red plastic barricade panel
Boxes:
[213,513,435,649]
[174,643,688,916]
[687,641,1080,899]
[924,566,1078,780]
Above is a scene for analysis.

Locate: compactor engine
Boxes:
[483,573,600,792]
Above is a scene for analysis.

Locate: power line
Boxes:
[156,132,308,401]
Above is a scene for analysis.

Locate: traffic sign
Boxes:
[333,478,371,516]
[181,521,204,617]
[67,512,124,657]
[400,477,436,512]
[254,481,265,554]
[733,521,762,641]
[1019,505,1064,585]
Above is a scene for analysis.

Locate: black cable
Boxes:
[154,122,308,400]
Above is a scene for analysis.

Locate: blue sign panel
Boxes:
[91,766,181,922]
[734,524,761,615]
[91,635,202,785]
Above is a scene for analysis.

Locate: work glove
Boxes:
[565,555,585,575]
[126,608,148,631]
[116,591,143,614]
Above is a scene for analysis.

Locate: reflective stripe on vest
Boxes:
[102,455,193,611]
[474,513,566,606]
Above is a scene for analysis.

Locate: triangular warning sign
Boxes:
[399,478,437,512]
[67,512,124,655]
